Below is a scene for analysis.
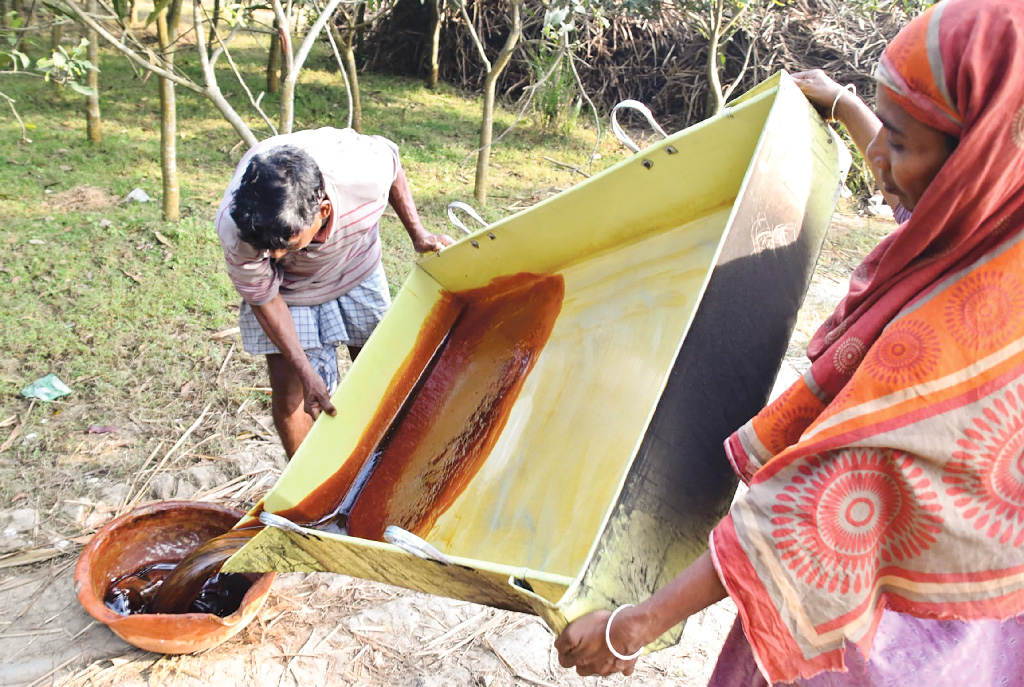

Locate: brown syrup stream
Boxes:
[104,527,261,617]
[107,273,564,616]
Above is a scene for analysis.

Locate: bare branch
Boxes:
[720,2,749,39]
[291,0,345,75]
[322,6,355,129]
[55,0,202,93]
[0,90,31,143]
[567,45,602,174]
[201,3,277,136]
[722,31,755,102]
[456,0,491,71]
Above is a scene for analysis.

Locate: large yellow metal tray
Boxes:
[224,72,850,649]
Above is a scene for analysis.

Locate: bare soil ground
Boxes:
[0,210,892,687]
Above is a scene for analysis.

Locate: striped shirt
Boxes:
[215,127,400,307]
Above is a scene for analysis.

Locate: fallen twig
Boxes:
[485,637,561,687]
[541,155,591,178]
[216,342,236,387]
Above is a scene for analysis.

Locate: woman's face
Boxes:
[866,87,955,212]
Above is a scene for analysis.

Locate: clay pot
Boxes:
[75,500,274,654]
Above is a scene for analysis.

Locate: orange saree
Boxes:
[709,0,1024,681]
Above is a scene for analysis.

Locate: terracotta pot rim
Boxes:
[75,500,273,627]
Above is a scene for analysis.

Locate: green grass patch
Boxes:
[0,30,627,505]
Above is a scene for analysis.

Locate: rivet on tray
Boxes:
[488,232,497,240]
[642,159,654,169]
[470,240,480,248]
[665,146,678,154]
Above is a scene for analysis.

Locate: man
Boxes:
[215,127,454,457]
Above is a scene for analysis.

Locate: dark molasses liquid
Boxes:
[104,528,259,617]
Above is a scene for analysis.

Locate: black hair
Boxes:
[229,145,326,251]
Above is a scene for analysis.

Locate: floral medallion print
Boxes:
[863,318,941,388]
[1013,104,1024,149]
[767,398,820,453]
[833,337,866,376]
[771,450,942,595]
[944,384,1024,545]
[944,270,1024,352]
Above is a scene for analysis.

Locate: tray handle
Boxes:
[446,201,489,236]
[611,100,669,153]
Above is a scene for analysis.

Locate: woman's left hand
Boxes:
[555,610,641,677]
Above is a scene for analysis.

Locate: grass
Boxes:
[0,29,629,512]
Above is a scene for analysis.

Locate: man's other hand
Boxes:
[299,368,337,419]
[412,231,456,253]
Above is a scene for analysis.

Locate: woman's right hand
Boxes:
[791,69,846,115]
[555,608,643,677]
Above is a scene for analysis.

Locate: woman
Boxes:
[555,0,1024,683]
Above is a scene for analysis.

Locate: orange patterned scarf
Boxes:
[712,0,1024,681]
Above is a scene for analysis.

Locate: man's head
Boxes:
[230,146,331,257]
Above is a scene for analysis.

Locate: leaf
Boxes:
[111,0,127,19]
[68,82,96,97]
[145,0,174,26]
[543,6,569,27]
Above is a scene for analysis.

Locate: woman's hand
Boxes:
[555,608,643,677]
[791,69,846,115]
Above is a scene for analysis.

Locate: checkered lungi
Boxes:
[239,263,391,392]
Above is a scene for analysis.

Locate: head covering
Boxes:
[805,0,1024,401]
[712,1,1024,682]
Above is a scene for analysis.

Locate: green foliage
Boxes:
[525,47,581,137]
[541,0,607,40]
[34,38,95,95]
[0,38,627,410]
[2,11,95,97]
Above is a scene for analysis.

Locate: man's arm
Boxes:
[249,294,337,419]
[388,164,456,253]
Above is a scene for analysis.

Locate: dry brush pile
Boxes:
[363,0,922,127]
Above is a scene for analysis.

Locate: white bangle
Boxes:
[604,604,644,661]
[828,83,857,123]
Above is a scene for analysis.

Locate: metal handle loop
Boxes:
[446,201,489,236]
[383,525,453,565]
[258,511,306,535]
[611,100,669,153]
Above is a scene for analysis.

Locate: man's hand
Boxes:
[297,365,337,420]
[411,231,456,253]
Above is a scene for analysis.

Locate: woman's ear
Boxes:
[320,198,333,220]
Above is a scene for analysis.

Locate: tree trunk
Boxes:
[471,0,520,206]
[355,2,365,61]
[85,0,101,144]
[277,19,294,133]
[343,35,361,132]
[474,74,497,206]
[156,6,180,221]
[704,28,724,118]
[208,0,221,52]
[426,0,441,88]
[267,18,281,93]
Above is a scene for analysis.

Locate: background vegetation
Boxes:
[0,34,632,510]
[0,0,914,567]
